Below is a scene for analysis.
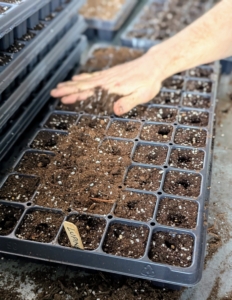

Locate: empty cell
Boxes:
[107,120,140,139]
[182,94,211,109]
[0,175,39,202]
[30,131,61,151]
[149,231,194,267]
[150,91,181,106]
[179,111,209,127]
[162,77,184,90]
[146,107,178,123]
[163,171,201,198]
[133,144,168,165]
[169,148,204,170]
[125,166,162,191]
[186,80,212,93]
[0,204,23,236]
[16,210,64,243]
[174,128,207,147]
[44,113,78,130]
[103,223,149,259]
[58,214,106,250]
[114,191,157,222]
[156,197,198,229]
[188,67,214,79]
[141,124,173,142]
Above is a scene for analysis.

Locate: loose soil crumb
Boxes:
[0,174,39,202]
[103,223,149,258]
[179,110,209,127]
[186,80,213,93]
[0,204,23,235]
[169,148,204,170]
[44,113,78,130]
[174,127,207,147]
[114,191,157,222]
[182,93,211,109]
[150,91,181,106]
[125,166,162,191]
[163,171,201,198]
[141,124,173,142]
[156,197,198,229]
[133,144,168,165]
[58,214,106,250]
[107,120,141,139]
[16,210,64,243]
[149,231,194,267]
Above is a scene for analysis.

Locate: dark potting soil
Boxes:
[20,31,36,41]
[107,120,141,139]
[0,5,10,14]
[33,22,45,31]
[140,124,173,142]
[44,13,56,22]
[146,107,178,123]
[156,197,198,229]
[179,111,209,127]
[15,152,53,175]
[0,204,23,235]
[114,191,157,222]
[30,131,62,151]
[149,231,194,267]
[44,113,78,130]
[58,214,106,250]
[163,171,201,198]
[6,41,25,53]
[162,77,184,90]
[189,67,214,79]
[121,105,148,120]
[0,0,21,3]
[0,174,39,202]
[174,128,207,147]
[133,144,168,165]
[186,80,213,93]
[169,148,204,170]
[150,91,181,106]
[103,223,149,258]
[182,93,211,109]
[125,166,162,191]
[0,53,12,66]
[16,210,64,243]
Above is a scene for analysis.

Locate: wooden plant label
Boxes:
[63,221,84,250]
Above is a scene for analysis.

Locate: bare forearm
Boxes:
[148,0,232,80]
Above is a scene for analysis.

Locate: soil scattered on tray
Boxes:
[103,223,149,258]
[133,144,168,165]
[179,111,209,127]
[16,210,64,243]
[0,174,39,202]
[141,124,173,142]
[0,0,21,3]
[32,22,45,31]
[80,0,126,20]
[163,171,201,198]
[59,214,106,250]
[150,91,181,106]
[30,131,63,151]
[0,204,23,235]
[186,80,213,93]
[156,197,198,229]
[182,93,211,109]
[189,67,214,79]
[0,53,12,66]
[44,113,78,130]
[0,5,10,14]
[149,231,194,267]
[19,31,36,41]
[6,41,25,53]
[146,107,178,122]
[174,127,207,147]
[107,120,141,139]
[169,148,204,170]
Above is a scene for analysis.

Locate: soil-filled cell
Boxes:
[0,53,12,66]
[0,204,23,236]
[0,175,39,202]
[169,148,204,170]
[174,128,207,147]
[150,91,181,106]
[156,197,198,229]
[186,80,212,93]
[179,111,209,127]
[44,113,78,130]
[103,223,149,259]
[182,94,211,109]
[16,210,64,243]
[163,171,201,198]
[58,214,106,250]
[149,231,194,267]
[0,5,10,14]
[7,41,25,53]
[107,120,141,139]
[78,116,109,131]
[114,191,157,222]
[121,106,147,120]
[30,131,62,151]
[141,124,173,142]
[146,107,178,123]
[162,77,184,90]
[20,31,35,41]
[133,144,168,165]
[188,67,214,79]
[125,166,162,192]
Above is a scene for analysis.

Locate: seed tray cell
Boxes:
[0,45,218,287]
[79,0,138,41]
[43,112,78,130]
[0,202,24,236]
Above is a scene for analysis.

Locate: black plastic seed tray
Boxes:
[0,45,219,288]
[79,0,138,41]
[0,0,86,100]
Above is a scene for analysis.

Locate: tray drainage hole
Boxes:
[165,240,176,250]
[150,222,155,226]
[157,192,162,195]
[169,143,173,146]
[174,123,178,126]
[108,215,113,219]
[163,165,168,169]
[134,139,139,142]
[26,202,32,207]
[67,208,71,212]
[141,119,145,122]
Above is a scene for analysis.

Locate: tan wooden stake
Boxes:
[63,221,84,250]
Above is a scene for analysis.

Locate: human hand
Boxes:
[50,48,166,116]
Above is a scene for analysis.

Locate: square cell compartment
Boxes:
[44,113,78,130]
[0,203,23,236]
[178,111,209,127]
[186,80,213,93]
[182,93,211,109]
[169,148,204,170]
[140,124,173,143]
[150,91,181,106]
[107,120,141,139]
[174,128,207,148]
[133,143,168,166]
